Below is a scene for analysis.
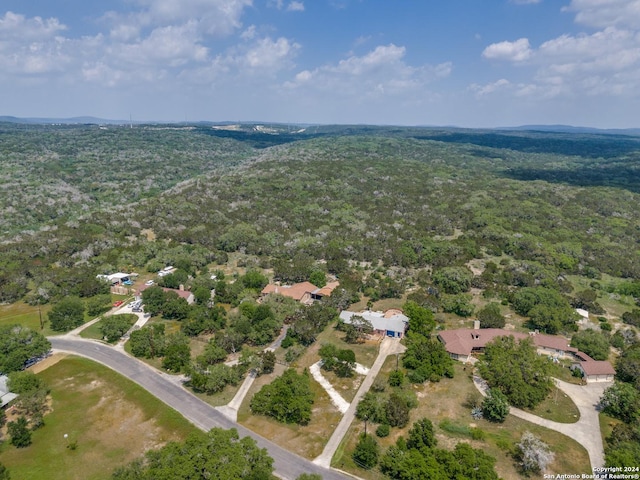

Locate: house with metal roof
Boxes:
[339,310,409,338]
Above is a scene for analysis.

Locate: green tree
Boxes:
[616,344,640,389]
[196,340,228,367]
[241,269,269,290]
[403,301,435,336]
[0,325,50,374]
[433,267,473,294]
[141,286,166,316]
[479,336,553,409]
[600,382,640,423]
[188,363,241,395]
[407,417,437,450]
[570,329,610,361]
[356,392,387,424]
[250,369,314,425]
[8,417,31,448]
[385,392,411,428]
[402,334,454,383]
[7,371,45,395]
[605,424,640,468]
[129,323,166,358]
[482,388,510,422]
[86,294,113,317]
[112,428,273,479]
[100,315,133,343]
[622,309,640,327]
[319,343,356,378]
[48,297,85,332]
[343,315,373,344]
[476,303,505,329]
[353,433,379,469]
[440,293,475,317]
[309,270,327,288]
[260,350,276,375]
[162,333,191,372]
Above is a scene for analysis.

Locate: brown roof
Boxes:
[438,328,577,357]
[137,283,193,300]
[532,333,577,353]
[579,360,615,376]
[261,282,318,301]
[438,328,517,356]
[315,281,340,297]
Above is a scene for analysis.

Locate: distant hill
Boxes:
[0,115,130,125]
[1,116,638,135]
[498,124,640,136]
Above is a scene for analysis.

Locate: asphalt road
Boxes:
[49,336,351,480]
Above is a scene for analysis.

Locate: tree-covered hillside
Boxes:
[1,125,639,306]
[0,123,255,236]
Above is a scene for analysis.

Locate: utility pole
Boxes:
[38,305,44,331]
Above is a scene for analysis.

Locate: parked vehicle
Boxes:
[113,300,124,307]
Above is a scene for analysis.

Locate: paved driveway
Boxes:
[474,375,611,469]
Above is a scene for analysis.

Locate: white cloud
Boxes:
[479,0,640,102]
[482,38,532,62]
[241,25,257,40]
[469,78,511,96]
[106,0,251,37]
[564,0,640,29]
[287,2,305,12]
[269,1,304,12]
[284,44,451,100]
[114,23,209,67]
[240,36,300,70]
[0,11,67,40]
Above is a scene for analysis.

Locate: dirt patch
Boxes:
[140,228,156,241]
[28,353,67,374]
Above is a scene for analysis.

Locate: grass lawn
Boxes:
[334,361,591,480]
[0,356,197,480]
[80,314,137,342]
[0,301,54,335]
[523,385,580,423]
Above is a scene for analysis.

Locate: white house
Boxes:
[339,309,408,338]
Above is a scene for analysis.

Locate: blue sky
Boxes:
[1,0,639,128]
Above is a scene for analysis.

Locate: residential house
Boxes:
[261,282,319,305]
[339,309,409,338]
[438,326,614,383]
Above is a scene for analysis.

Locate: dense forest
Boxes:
[1,121,639,477]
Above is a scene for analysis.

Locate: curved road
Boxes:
[49,336,351,480]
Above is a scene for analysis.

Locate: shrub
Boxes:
[376,424,390,437]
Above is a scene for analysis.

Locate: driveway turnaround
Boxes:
[473,375,611,469]
[49,336,351,480]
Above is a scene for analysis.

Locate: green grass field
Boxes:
[0,356,197,480]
